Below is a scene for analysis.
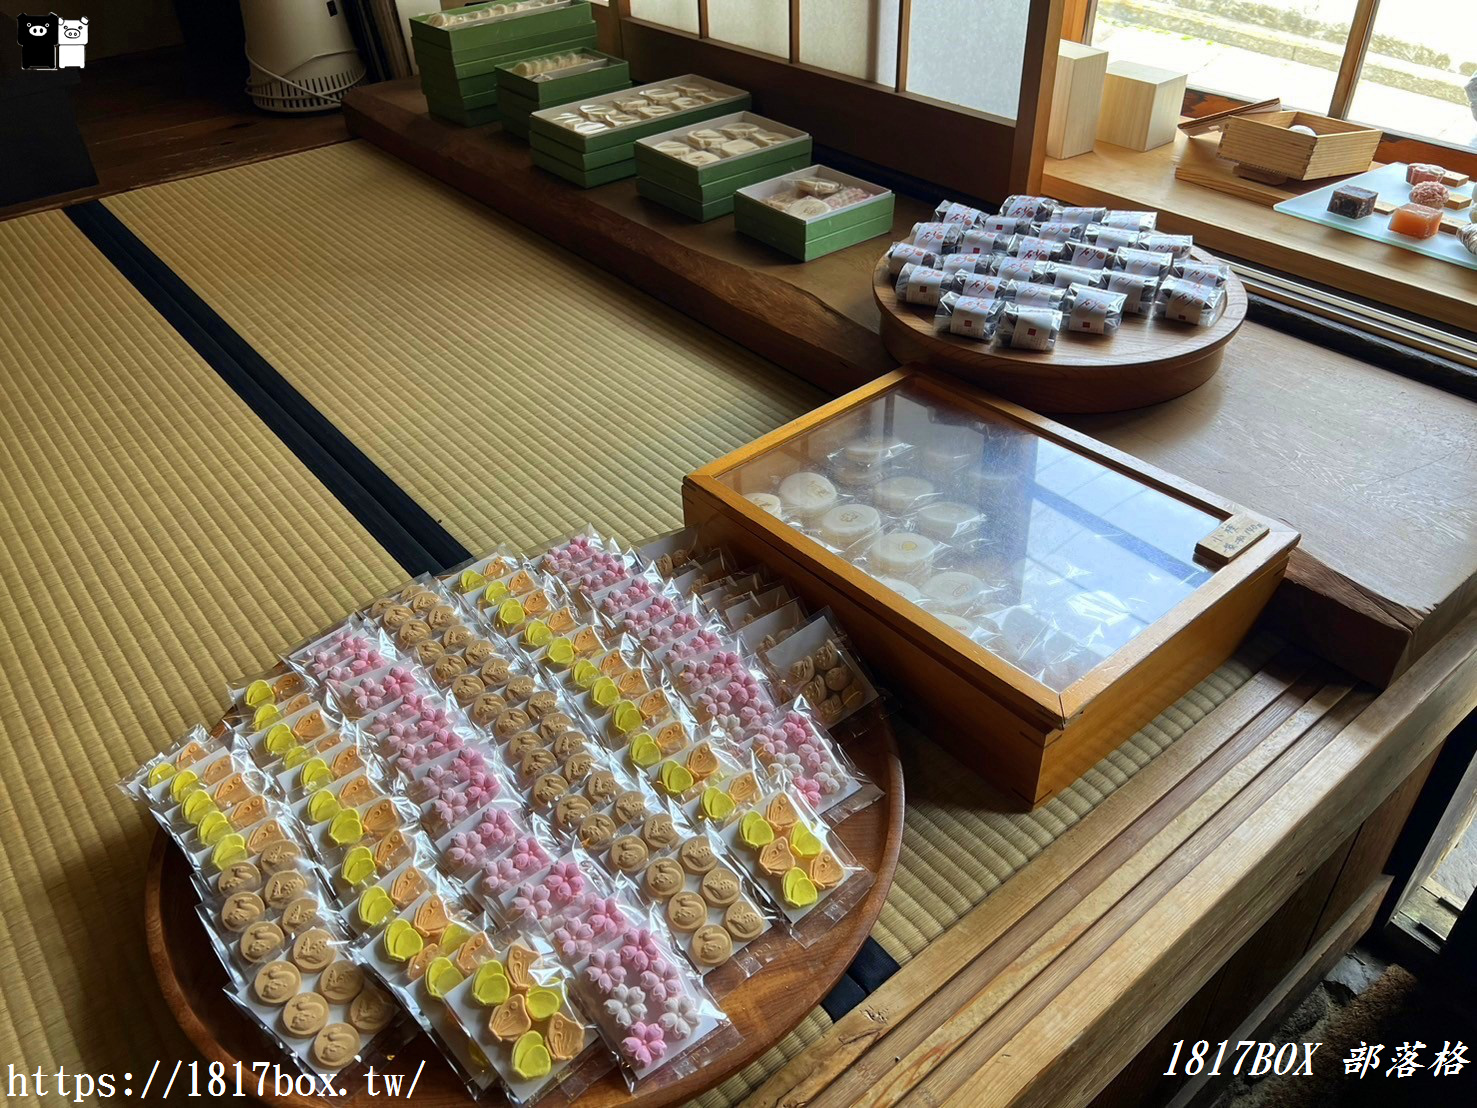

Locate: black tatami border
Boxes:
[66,199,470,575]
[68,194,896,1016]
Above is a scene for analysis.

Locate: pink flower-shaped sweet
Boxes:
[639,970,673,1003]
[621,1022,667,1067]
[619,939,652,974]
[447,832,485,870]
[478,810,517,847]
[815,769,842,796]
[585,949,625,993]
[553,920,594,959]
[480,856,520,896]
[794,776,823,809]
[586,896,627,937]
[510,835,550,875]
[511,882,553,923]
[542,861,585,905]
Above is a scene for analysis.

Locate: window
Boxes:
[618,0,1031,122]
[1086,0,1477,152]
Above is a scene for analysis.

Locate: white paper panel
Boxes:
[799,0,900,86]
[629,0,699,33]
[708,0,790,59]
[906,0,1028,121]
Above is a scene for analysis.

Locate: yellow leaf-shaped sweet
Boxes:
[357,885,394,927]
[481,579,510,606]
[168,769,200,804]
[545,638,575,667]
[281,743,310,769]
[739,811,774,849]
[264,723,295,756]
[522,619,552,649]
[525,986,561,1021]
[298,757,332,793]
[782,866,818,908]
[459,568,487,593]
[383,918,423,962]
[570,659,601,689]
[700,787,736,822]
[210,833,247,871]
[471,961,509,1007]
[611,700,642,735]
[657,760,694,796]
[341,846,375,887]
[328,808,363,845]
[789,823,823,859]
[196,810,231,847]
[147,762,176,787]
[628,734,661,769]
[308,789,342,824]
[590,676,619,709]
[243,680,274,708]
[425,956,463,1000]
[511,1031,552,1080]
[181,789,218,826]
[252,703,283,731]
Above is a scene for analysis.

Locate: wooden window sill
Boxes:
[1043,132,1476,336]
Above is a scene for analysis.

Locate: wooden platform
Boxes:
[344,79,1477,690]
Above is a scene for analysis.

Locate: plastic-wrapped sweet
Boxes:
[934,293,1005,342]
[884,241,936,276]
[1008,235,1061,262]
[1054,205,1107,225]
[1137,232,1193,259]
[1105,271,1161,317]
[1011,282,1071,311]
[938,252,993,275]
[1033,221,1087,244]
[1086,224,1139,251]
[991,256,1041,284]
[894,263,953,306]
[1171,259,1231,289]
[1099,209,1157,231]
[1154,276,1226,326]
[907,221,963,253]
[953,270,1014,300]
[933,200,987,225]
[1112,246,1174,279]
[999,194,1056,221]
[1041,262,1107,289]
[1063,241,1114,270]
[1065,285,1128,336]
[959,228,1012,256]
[979,215,1032,236]
[997,305,1063,351]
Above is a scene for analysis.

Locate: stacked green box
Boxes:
[632,112,812,222]
[410,0,598,127]
[734,165,896,262]
[528,75,749,188]
[495,51,631,141]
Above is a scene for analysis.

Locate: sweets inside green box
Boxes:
[632,111,812,221]
[495,50,632,141]
[409,0,594,54]
[733,165,895,260]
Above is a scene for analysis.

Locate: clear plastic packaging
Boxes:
[894,263,952,306]
[1171,258,1232,288]
[884,240,937,277]
[1154,276,1227,325]
[933,199,987,225]
[937,252,993,275]
[761,616,879,729]
[979,214,1033,235]
[959,228,1012,256]
[742,706,878,822]
[1041,262,1107,289]
[998,194,1056,221]
[1063,240,1115,270]
[1006,234,1062,262]
[905,220,963,253]
[1065,285,1128,336]
[991,256,1042,284]
[1099,209,1157,231]
[1011,282,1071,311]
[933,292,1005,342]
[1137,231,1194,259]
[997,304,1064,351]
[1111,246,1174,279]
[953,270,1014,300]
[1054,205,1107,225]
[1085,224,1140,251]
[1033,220,1087,243]
[1104,270,1161,317]
[717,788,872,946]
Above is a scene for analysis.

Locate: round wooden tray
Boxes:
[872,247,1247,413]
[145,720,903,1107]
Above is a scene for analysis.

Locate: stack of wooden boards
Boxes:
[411,0,597,128]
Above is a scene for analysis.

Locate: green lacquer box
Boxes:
[530,149,637,188]
[496,51,631,141]
[414,26,598,108]
[733,165,895,261]
[409,0,595,55]
[632,112,811,221]
[635,177,738,221]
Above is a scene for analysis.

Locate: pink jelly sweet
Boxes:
[1405,162,1446,186]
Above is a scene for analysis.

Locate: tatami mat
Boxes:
[104,142,824,553]
[0,211,405,1086]
[694,636,1275,1107]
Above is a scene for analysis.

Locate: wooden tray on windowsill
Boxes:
[143,717,903,1108]
[872,247,1246,413]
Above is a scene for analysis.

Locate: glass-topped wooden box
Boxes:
[683,369,1299,807]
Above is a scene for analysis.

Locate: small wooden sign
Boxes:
[1196,514,1271,566]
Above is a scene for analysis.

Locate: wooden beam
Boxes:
[697,0,710,39]
[1062,0,1096,43]
[1011,0,1068,195]
[1329,0,1380,119]
[789,0,799,63]
[894,0,911,94]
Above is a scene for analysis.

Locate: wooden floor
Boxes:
[0,46,348,222]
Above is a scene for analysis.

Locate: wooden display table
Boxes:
[144,717,904,1106]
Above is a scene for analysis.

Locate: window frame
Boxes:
[1067,0,1477,175]
[603,0,1069,202]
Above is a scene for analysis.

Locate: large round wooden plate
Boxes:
[873,247,1246,413]
[145,720,903,1107]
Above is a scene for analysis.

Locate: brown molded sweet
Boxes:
[666,892,708,933]
[331,747,364,778]
[679,836,717,875]
[506,730,544,762]
[339,775,379,809]
[552,731,586,759]
[578,811,616,850]
[478,654,511,684]
[432,654,467,686]
[506,676,536,703]
[642,813,678,851]
[609,835,649,873]
[562,751,593,783]
[320,959,366,1004]
[808,850,845,889]
[495,708,531,739]
[700,867,741,908]
[538,712,576,742]
[691,924,734,966]
[656,721,687,753]
[530,772,569,808]
[228,795,267,830]
[263,870,308,910]
[201,757,233,786]
[471,693,506,728]
[406,942,440,981]
[246,819,286,854]
[221,891,265,933]
[727,772,760,808]
[644,858,686,899]
[686,743,719,779]
[452,675,485,706]
[765,793,801,833]
[442,625,472,652]
[613,790,648,826]
[281,895,322,935]
[414,639,445,667]
[362,799,399,835]
[554,793,592,831]
[282,992,330,1038]
[373,829,411,870]
[545,1011,583,1061]
[212,773,250,807]
[218,860,262,895]
[506,944,538,993]
[527,690,559,719]
[428,603,457,631]
[584,770,617,805]
[489,993,532,1042]
[291,928,336,973]
[312,1023,362,1069]
[349,984,395,1034]
[252,960,301,1005]
[239,920,285,963]
[723,899,766,941]
[454,932,491,975]
[380,604,413,630]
